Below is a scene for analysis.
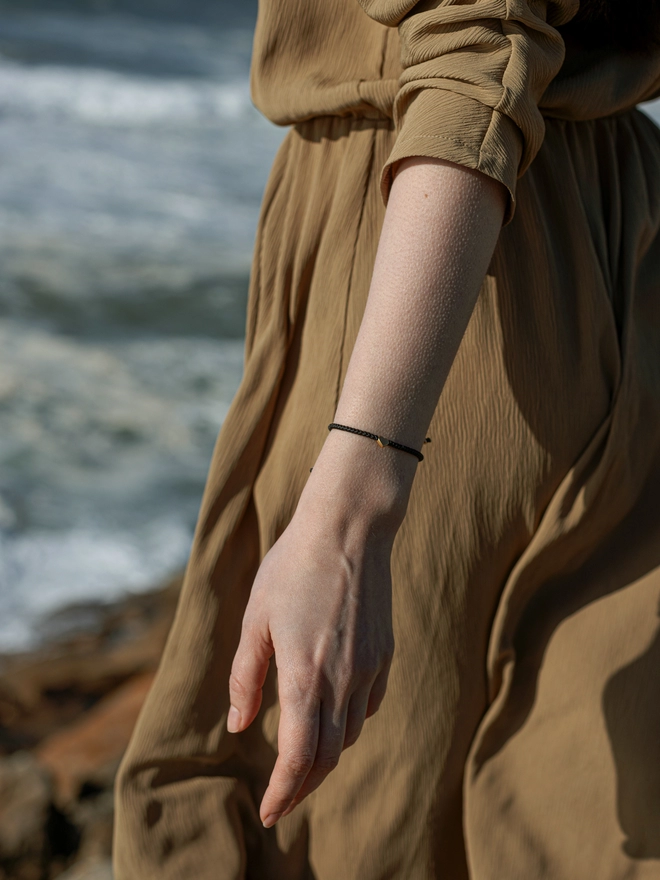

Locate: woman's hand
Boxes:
[227,430,416,828]
[227,156,505,829]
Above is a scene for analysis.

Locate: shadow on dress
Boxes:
[602,615,660,859]
[469,119,660,862]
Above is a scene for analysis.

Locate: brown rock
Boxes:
[35,674,154,805]
[0,752,52,861]
[0,577,182,879]
[0,576,181,755]
[70,792,114,864]
[55,859,113,880]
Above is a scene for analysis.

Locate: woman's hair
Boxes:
[559,0,660,51]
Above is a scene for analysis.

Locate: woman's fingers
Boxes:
[266,669,393,824]
[278,684,376,820]
[280,699,348,809]
[260,677,321,827]
[342,687,371,749]
[365,663,390,718]
[227,620,274,734]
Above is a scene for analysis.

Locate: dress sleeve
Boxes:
[357,0,578,222]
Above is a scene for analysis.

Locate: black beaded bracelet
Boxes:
[328,423,431,463]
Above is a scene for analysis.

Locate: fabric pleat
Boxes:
[114,3,660,877]
[115,103,660,878]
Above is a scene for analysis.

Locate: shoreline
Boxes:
[0,574,182,879]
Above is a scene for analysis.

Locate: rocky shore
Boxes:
[0,575,182,880]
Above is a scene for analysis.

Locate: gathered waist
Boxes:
[292,114,394,141]
[290,113,646,152]
[272,76,650,131]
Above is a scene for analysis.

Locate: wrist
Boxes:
[299,427,418,540]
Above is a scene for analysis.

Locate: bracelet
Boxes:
[327,422,431,463]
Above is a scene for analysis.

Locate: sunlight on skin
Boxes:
[226,156,507,827]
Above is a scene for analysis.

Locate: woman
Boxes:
[114,1,660,877]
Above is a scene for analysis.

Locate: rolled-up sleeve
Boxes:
[357,0,578,222]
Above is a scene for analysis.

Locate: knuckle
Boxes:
[356,651,392,686]
[303,664,325,696]
[228,672,252,701]
[333,664,365,697]
[350,670,377,695]
[366,696,384,718]
[361,663,381,684]
[284,668,323,705]
[314,753,340,774]
[331,680,353,706]
[281,751,315,778]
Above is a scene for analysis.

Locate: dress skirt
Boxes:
[114,109,660,880]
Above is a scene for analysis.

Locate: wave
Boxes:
[0,519,193,651]
[0,0,258,28]
[0,322,245,652]
[0,58,255,126]
[0,7,277,653]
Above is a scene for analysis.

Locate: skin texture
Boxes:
[227,156,507,827]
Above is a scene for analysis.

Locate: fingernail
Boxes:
[262,812,282,829]
[227,705,241,733]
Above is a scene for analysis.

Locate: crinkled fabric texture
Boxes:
[249,0,660,221]
[114,106,660,879]
[113,3,660,878]
[358,0,575,215]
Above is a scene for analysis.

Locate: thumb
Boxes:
[228,617,273,733]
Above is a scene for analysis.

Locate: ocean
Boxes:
[0,0,284,649]
[1,1,659,651]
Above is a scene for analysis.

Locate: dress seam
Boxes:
[403,130,507,163]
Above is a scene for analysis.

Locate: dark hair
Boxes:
[558,0,660,52]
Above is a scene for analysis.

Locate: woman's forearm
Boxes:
[334,156,506,456]
[230,157,508,826]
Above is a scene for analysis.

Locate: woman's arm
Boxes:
[334,155,506,454]
[227,156,506,828]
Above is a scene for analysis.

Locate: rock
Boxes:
[36,674,154,805]
[0,751,79,879]
[0,576,181,756]
[70,792,114,864]
[56,858,113,880]
[0,752,52,862]
[0,576,182,879]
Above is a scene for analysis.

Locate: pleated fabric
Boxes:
[114,99,660,877]
[249,0,660,220]
[114,1,660,876]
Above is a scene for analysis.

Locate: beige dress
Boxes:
[114,1,660,877]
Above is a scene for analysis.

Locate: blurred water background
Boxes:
[0,0,285,650]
